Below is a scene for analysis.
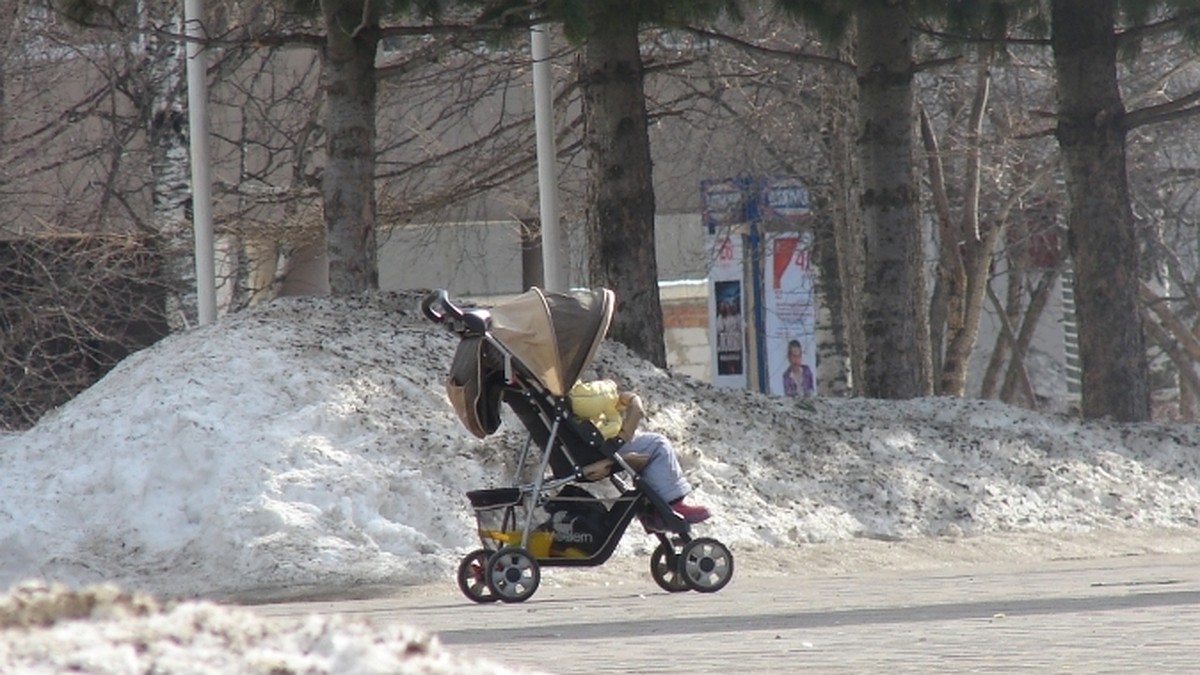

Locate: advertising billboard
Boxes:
[707,233,746,388]
[763,231,817,398]
[701,174,816,395]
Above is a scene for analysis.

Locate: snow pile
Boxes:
[2,292,1200,602]
[0,581,533,674]
[2,291,1200,672]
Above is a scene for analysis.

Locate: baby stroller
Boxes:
[423,287,734,603]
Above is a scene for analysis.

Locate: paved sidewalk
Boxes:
[253,549,1200,673]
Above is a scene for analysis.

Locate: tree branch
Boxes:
[1124,88,1200,130]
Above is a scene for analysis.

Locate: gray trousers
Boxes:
[619,432,690,503]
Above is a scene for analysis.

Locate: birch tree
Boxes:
[140,0,198,328]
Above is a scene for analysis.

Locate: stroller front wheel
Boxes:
[486,546,541,603]
[679,537,734,593]
[457,548,499,603]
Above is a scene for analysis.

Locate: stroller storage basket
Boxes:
[466,488,553,557]
[466,488,521,508]
[465,485,620,561]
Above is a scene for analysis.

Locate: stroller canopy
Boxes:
[490,287,616,397]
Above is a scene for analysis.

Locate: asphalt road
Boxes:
[250,547,1200,673]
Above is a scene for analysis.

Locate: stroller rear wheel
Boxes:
[457,548,498,603]
[486,546,541,603]
[650,541,689,593]
[679,537,734,593]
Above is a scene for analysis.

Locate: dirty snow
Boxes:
[2,291,1199,672]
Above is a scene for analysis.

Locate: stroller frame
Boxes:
[424,288,734,603]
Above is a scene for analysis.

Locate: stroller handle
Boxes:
[421,289,463,325]
[423,288,493,336]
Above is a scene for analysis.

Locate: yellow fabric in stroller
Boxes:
[567,379,623,440]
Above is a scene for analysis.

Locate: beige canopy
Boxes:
[489,287,615,396]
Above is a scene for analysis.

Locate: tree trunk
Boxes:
[1051,0,1150,421]
[939,63,995,397]
[141,1,196,330]
[579,3,666,367]
[918,103,962,392]
[1141,310,1200,418]
[998,267,1058,407]
[980,263,1021,399]
[1138,282,1200,362]
[819,38,863,396]
[1185,316,1200,421]
[0,0,11,216]
[321,0,379,294]
[855,0,931,398]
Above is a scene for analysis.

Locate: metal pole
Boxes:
[530,19,564,293]
[183,0,217,325]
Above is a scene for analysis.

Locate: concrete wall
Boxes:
[378,217,717,381]
[379,213,711,297]
[661,281,711,381]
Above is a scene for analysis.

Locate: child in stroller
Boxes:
[568,377,711,528]
[423,287,734,603]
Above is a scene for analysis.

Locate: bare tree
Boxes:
[319,0,380,294]
[918,45,1063,399]
[0,4,328,426]
[1,235,168,430]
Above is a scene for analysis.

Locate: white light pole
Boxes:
[530,18,564,293]
[183,0,217,325]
